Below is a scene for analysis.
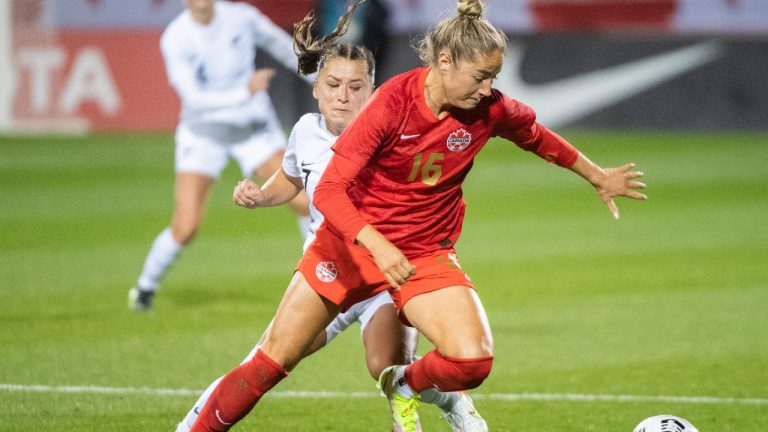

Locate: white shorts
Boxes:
[325,290,394,344]
[174,121,287,179]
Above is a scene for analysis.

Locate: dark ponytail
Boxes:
[293,0,375,80]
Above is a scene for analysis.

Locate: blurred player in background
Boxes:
[178,3,487,431]
[129,0,311,311]
[186,0,647,431]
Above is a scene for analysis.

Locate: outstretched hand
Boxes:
[233,179,265,209]
[593,162,647,219]
[248,68,276,94]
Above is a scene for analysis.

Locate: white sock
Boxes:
[175,376,222,432]
[297,215,311,241]
[393,366,417,399]
[419,388,460,411]
[137,228,183,292]
[175,345,261,432]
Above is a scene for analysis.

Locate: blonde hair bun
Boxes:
[457,0,483,19]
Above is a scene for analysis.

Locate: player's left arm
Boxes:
[521,124,647,220]
[566,153,647,220]
[522,123,647,219]
[496,93,647,219]
[234,116,306,209]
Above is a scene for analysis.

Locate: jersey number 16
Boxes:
[407,152,444,186]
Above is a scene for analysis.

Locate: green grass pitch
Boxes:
[1,131,766,431]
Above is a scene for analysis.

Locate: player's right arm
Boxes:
[316,156,415,289]
[233,170,302,209]
[356,225,417,289]
[313,92,416,289]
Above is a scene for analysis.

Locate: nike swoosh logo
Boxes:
[215,409,233,426]
[495,41,723,128]
[300,160,313,167]
[400,134,420,140]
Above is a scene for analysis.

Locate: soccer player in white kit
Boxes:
[129,0,312,311]
[176,3,487,431]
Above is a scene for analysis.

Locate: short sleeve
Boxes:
[282,124,301,178]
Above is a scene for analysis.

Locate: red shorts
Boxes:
[297,224,475,319]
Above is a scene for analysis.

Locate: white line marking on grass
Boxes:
[2,384,766,406]
[0,384,201,397]
[481,392,768,405]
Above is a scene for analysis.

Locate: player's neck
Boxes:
[189,7,215,25]
[424,69,451,120]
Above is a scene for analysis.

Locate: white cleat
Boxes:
[440,391,488,432]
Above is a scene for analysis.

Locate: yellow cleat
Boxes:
[377,366,422,432]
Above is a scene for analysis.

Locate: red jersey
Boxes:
[314,67,579,257]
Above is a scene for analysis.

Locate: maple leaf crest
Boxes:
[446,128,472,152]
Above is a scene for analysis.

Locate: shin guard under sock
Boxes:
[405,350,493,393]
[190,350,287,432]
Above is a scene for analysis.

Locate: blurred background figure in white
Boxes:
[129,0,312,312]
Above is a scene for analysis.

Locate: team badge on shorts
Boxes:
[446,128,472,152]
[315,261,338,282]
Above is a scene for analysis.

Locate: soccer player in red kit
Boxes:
[190,0,646,431]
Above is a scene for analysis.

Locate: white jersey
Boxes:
[282,113,336,250]
[160,1,300,128]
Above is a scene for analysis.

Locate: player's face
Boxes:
[441,49,503,110]
[314,57,373,136]
[184,0,214,21]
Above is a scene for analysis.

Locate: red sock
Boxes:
[405,350,493,392]
[191,350,288,432]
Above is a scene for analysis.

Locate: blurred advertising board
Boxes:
[385,0,768,34]
[1,0,766,133]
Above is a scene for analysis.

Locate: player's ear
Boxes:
[312,80,319,100]
[437,50,452,74]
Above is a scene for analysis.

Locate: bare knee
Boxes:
[365,356,390,380]
[434,330,493,359]
[261,335,309,372]
[450,339,494,359]
[362,309,417,380]
[364,336,415,380]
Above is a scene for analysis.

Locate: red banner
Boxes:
[12,30,178,132]
[530,0,676,32]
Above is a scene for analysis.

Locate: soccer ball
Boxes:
[632,415,699,432]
